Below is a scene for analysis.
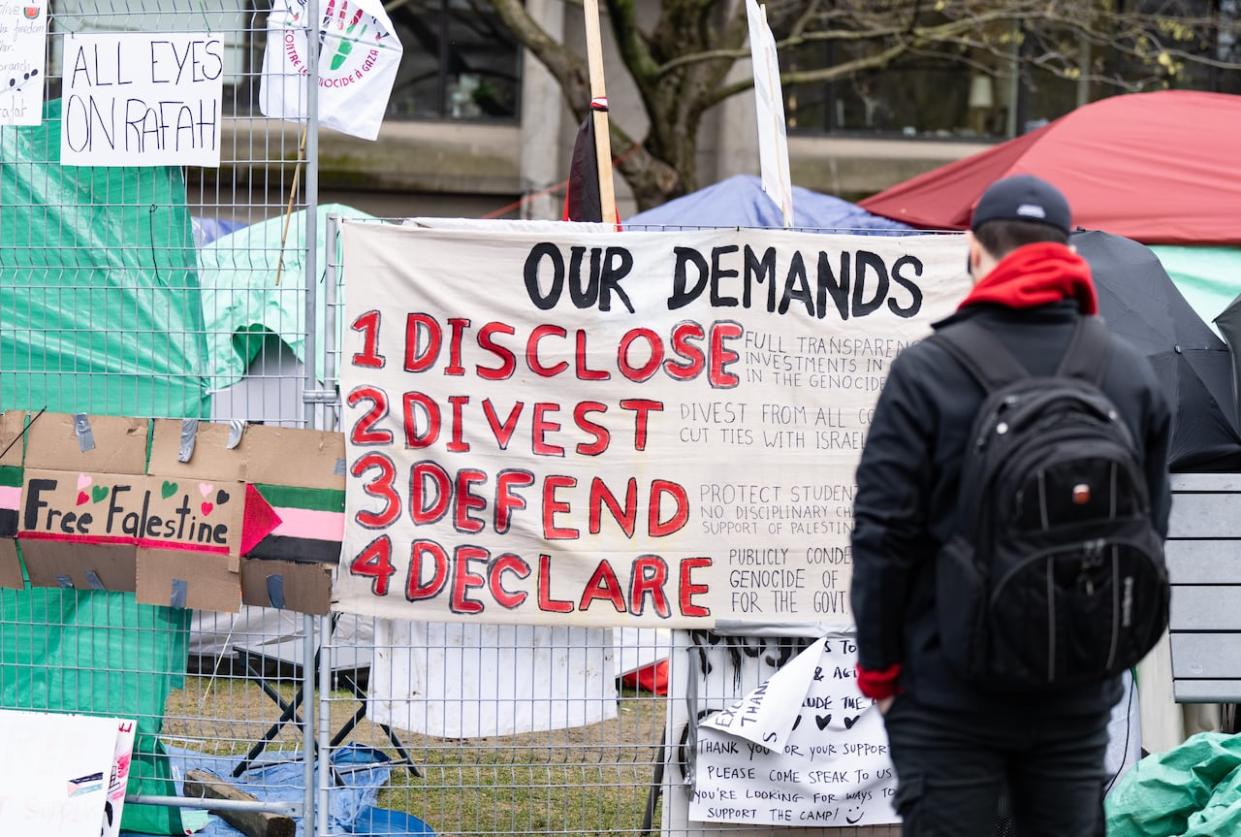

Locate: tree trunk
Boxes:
[623,113,702,213]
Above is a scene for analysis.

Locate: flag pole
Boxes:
[582,0,618,225]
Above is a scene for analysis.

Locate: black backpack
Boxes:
[931,316,1169,689]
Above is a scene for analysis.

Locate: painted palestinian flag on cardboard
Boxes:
[0,465,18,539]
[144,419,344,612]
[248,480,344,564]
[0,411,25,541]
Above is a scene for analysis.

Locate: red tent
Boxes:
[860,91,1241,245]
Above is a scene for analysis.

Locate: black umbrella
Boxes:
[1072,230,1241,472]
[1211,292,1241,433]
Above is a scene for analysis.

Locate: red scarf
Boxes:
[960,242,1098,314]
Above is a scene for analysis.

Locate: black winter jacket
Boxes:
[850,301,1172,715]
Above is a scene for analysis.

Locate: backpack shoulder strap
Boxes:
[930,320,1029,392]
[1056,316,1112,386]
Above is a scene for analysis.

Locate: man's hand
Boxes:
[877,696,896,716]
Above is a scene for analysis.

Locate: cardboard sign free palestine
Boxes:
[19,469,244,555]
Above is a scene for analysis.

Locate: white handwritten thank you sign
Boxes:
[60,32,224,166]
[690,638,899,828]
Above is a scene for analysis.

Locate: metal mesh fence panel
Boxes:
[318,217,907,837]
[0,0,319,830]
[0,0,921,825]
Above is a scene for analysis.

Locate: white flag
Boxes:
[260,0,403,141]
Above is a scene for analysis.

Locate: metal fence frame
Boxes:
[0,4,912,834]
[3,0,327,830]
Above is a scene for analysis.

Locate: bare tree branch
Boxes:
[498,0,1241,210]
[483,0,591,117]
[706,40,909,108]
[605,0,661,84]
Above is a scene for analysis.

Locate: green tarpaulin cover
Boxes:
[199,203,373,391]
[1107,733,1241,837]
[1153,246,1241,335]
[0,99,206,835]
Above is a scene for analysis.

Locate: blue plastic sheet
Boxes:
[121,744,437,837]
[627,174,914,233]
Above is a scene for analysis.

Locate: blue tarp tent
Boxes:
[628,174,913,233]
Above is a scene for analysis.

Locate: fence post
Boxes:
[302,0,322,833]
[318,212,341,836]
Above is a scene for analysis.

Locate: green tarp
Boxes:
[199,203,373,391]
[1107,733,1241,836]
[1153,246,1241,335]
[0,99,205,835]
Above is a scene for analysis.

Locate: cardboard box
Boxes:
[22,541,136,593]
[0,540,24,590]
[136,549,241,613]
[25,414,148,474]
[0,411,26,468]
[240,558,332,615]
[4,413,344,615]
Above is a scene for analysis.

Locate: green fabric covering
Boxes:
[1106,732,1241,837]
[0,580,191,835]
[0,99,208,835]
[1152,246,1241,336]
[198,203,374,391]
[1,99,210,419]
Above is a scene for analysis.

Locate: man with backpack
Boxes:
[850,175,1172,837]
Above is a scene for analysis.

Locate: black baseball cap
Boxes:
[970,174,1072,235]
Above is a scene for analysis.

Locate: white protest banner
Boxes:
[747,0,793,227]
[0,0,46,126]
[689,637,898,829]
[260,0,402,141]
[700,636,825,750]
[60,32,223,167]
[367,620,617,739]
[337,222,969,628]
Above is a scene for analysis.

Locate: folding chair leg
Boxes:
[335,671,422,778]
[234,684,305,778]
[641,727,667,836]
[379,723,422,778]
[329,704,368,749]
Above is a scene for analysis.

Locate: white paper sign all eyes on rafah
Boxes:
[333,223,971,627]
[59,32,224,167]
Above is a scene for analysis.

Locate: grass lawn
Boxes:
[164,676,667,835]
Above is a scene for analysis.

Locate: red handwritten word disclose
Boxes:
[351,312,744,387]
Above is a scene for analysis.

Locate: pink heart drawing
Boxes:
[201,502,214,516]
[198,482,213,498]
[77,473,92,490]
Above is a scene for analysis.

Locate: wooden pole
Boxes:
[184,770,295,837]
[581,0,618,225]
[273,126,309,287]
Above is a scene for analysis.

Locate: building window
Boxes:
[385,0,522,121]
[786,3,1239,140]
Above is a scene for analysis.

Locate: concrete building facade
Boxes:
[196,0,1235,221]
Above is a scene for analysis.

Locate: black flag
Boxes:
[563,112,603,222]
